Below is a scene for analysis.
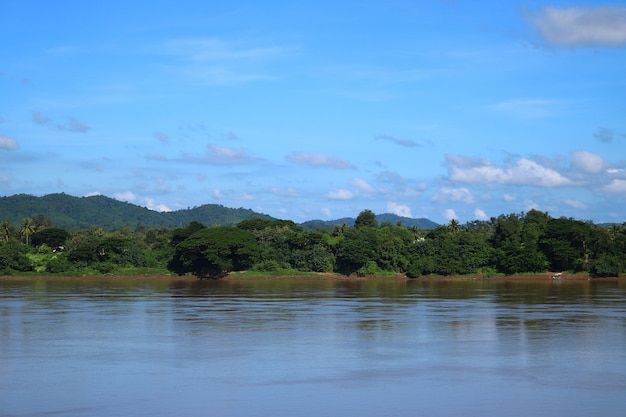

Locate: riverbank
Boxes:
[1,271,623,282]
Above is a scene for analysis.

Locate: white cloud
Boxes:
[604,179,626,195]
[387,202,412,217]
[524,200,539,211]
[113,191,137,202]
[144,198,171,212]
[286,152,354,169]
[325,189,356,200]
[474,208,488,220]
[0,174,12,188]
[432,187,475,203]
[177,144,258,165]
[322,207,332,218]
[503,193,516,202]
[443,209,457,221]
[607,168,625,175]
[0,135,18,150]
[270,187,299,197]
[571,150,605,173]
[209,144,246,158]
[212,189,224,199]
[563,199,588,210]
[446,154,572,187]
[528,6,626,46]
[350,178,375,193]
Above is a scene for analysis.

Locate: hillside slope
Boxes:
[0,193,274,230]
[301,213,438,230]
[0,193,439,231]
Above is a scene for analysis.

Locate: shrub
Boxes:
[590,255,622,278]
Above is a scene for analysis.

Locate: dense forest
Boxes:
[0,193,275,230]
[1,208,625,278]
[0,193,437,231]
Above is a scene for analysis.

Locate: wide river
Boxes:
[1,278,625,417]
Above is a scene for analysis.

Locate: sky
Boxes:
[1,1,626,225]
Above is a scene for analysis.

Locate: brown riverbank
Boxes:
[1,271,623,282]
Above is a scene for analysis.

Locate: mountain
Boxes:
[0,193,439,231]
[0,193,275,230]
[301,213,439,231]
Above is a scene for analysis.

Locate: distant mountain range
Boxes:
[300,214,438,231]
[0,193,438,231]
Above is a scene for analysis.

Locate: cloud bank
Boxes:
[529,6,626,46]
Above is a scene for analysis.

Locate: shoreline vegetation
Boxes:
[1,271,623,282]
[3,209,626,282]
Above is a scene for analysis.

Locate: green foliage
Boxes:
[168,226,260,278]
[300,213,438,231]
[46,254,73,274]
[20,217,35,245]
[31,228,71,248]
[67,233,146,269]
[335,227,378,274]
[590,255,622,277]
[0,241,33,272]
[0,206,624,279]
[0,193,274,231]
[171,221,207,246]
[354,209,378,229]
[540,217,590,272]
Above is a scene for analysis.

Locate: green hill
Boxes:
[0,193,439,231]
[300,213,438,230]
[0,193,275,230]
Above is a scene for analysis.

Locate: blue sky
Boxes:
[1,1,626,224]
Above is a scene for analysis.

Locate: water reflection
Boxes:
[1,279,625,417]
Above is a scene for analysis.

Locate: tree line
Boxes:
[1,209,625,278]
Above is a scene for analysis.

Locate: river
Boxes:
[1,278,625,417]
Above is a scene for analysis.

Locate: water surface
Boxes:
[1,279,625,417]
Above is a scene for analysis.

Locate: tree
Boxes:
[540,217,591,272]
[20,218,35,245]
[1,221,12,243]
[490,214,524,274]
[168,226,260,278]
[31,228,70,248]
[354,209,378,229]
[0,241,32,272]
[171,221,207,246]
[335,227,379,275]
[32,214,52,231]
[448,219,460,234]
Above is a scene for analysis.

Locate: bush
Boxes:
[0,242,33,272]
[94,262,116,274]
[590,255,622,277]
[257,260,282,272]
[357,261,382,277]
[46,255,73,274]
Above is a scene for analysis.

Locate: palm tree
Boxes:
[20,217,35,245]
[1,220,11,243]
[448,219,461,234]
